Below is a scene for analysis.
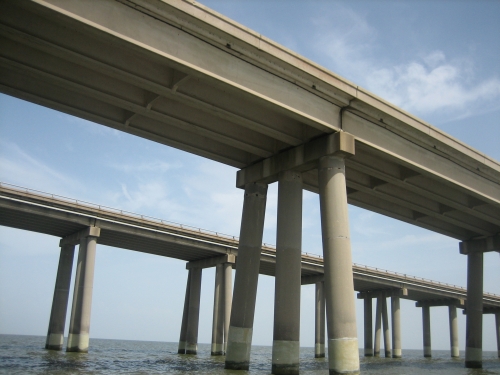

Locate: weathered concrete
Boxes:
[225,183,267,370]
[272,171,302,375]
[178,270,191,354]
[45,244,75,350]
[364,297,373,357]
[67,231,99,352]
[449,305,459,358]
[185,267,202,355]
[391,296,401,358]
[211,264,224,355]
[465,252,483,368]
[223,262,232,353]
[422,305,432,358]
[374,297,382,357]
[381,297,391,358]
[318,154,359,375]
[315,281,325,358]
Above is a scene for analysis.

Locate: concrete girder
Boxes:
[415,299,465,308]
[0,23,304,147]
[0,57,275,159]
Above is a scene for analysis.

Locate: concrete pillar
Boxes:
[422,305,431,358]
[272,171,302,375]
[364,297,373,357]
[496,313,500,358]
[185,267,202,355]
[178,270,191,354]
[225,183,267,370]
[211,264,224,356]
[391,296,401,358]
[45,244,75,350]
[448,305,459,358]
[315,281,325,358]
[381,297,391,358]
[67,235,97,352]
[223,262,232,354]
[465,252,483,368]
[318,155,359,374]
[374,297,382,357]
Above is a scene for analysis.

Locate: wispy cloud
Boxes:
[109,160,183,173]
[0,139,80,194]
[312,6,500,120]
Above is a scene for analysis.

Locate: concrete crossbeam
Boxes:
[416,298,465,308]
[60,226,101,247]
[459,234,500,254]
[357,288,408,299]
[236,132,355,188]
[186,254,235,270]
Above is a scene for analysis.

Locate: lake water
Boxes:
[1,335,499,374]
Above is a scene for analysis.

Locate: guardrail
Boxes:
[1,181,499,300]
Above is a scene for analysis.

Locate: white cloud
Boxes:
[312,8,500,119]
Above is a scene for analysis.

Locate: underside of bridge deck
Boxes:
[0,0,499,243]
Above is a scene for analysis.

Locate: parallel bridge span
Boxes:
[2,182,499,307]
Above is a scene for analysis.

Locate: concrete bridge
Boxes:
[1,1,499,373]
[1,182,499,363]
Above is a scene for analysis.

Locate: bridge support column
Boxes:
[178,270,191,354]
[465,252,483,368]
[272,171,302,375]
[374,297,382,357]
[364,297,373,357]
[422,305,432,357]
[449,306,459,358]
[391,296,401,358]
[211,264,224,355]
[67,229,99,353]
[185,267,202,355]
[315,281,325,358]
[382,297,391,358]
[318,155,359,375]
[496,313,500,358]
[459,235,500,368]
[223,262,232,354]
[45,244,75,350]
[225,183,267,370]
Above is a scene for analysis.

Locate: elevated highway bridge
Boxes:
[1,1,499,373]
[1,182,498,307]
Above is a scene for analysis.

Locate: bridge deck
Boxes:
[0,0,499,242]
[1,182,498,309]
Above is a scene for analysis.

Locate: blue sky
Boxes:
[0,1,499,352]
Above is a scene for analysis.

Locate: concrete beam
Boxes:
[357,288,408,299]
[463,307,500,315]
[416,299,465,308]
[236,132,355,188]
[301,274,324,285]
[459,234,500,254]
[60,227,101,246]
[186,254,235,270]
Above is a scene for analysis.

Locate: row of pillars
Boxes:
[221,152,360,374]
[45,227,100,352]
[177,259,233,355]
[360,293,402,359]
[418,302,460,358]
